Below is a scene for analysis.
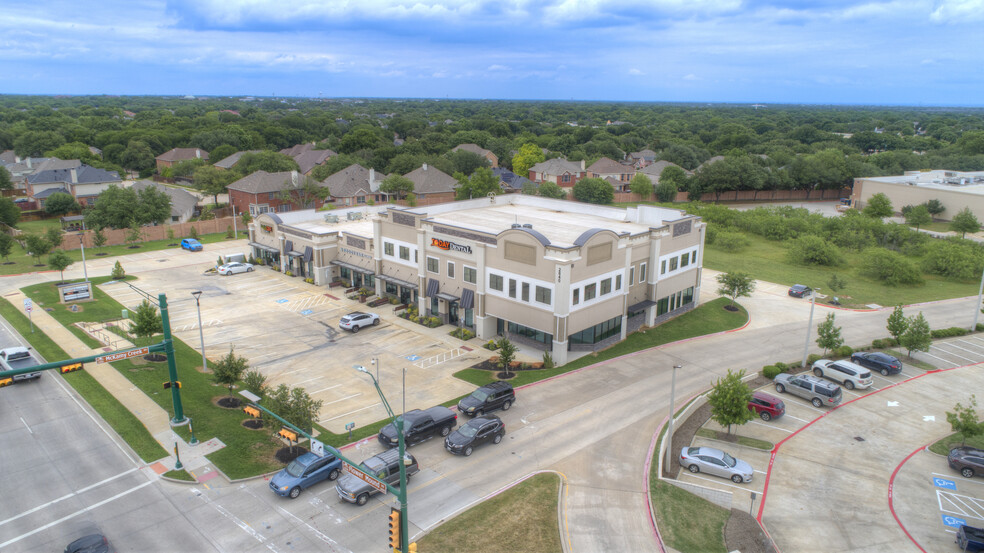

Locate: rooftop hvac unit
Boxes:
[324,214,339,223]
[522,223,533,228]
[511,223,522,228]
[347,212,363,221]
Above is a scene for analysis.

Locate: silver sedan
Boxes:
[217,262,254,275]
[679,446,753,483]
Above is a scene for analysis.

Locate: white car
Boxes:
[339,312,380,333]
[217,262,254,275]
[811,359,872,390]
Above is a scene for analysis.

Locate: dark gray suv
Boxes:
[773,373,842,408]
[335,449,419,506]
[457,381,515,417]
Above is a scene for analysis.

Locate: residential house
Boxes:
[280,142,337,175]
[323,164,387,206]
[492,168,533,193]
[156,148,208,171]
[404,164,458,203]
[695,156,725,171]
[0,152,71,192]
[529,158,586,188]
[587,157,635,191]
[227,170,330,216]
[638,160,691,184]
[130,180,199,223]
[627,149,657,168]
[214,150,262,170]
[26,164,121,208]
[451,144,498,168]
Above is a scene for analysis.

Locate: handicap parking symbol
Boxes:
[300,309,313,316]
[934,477,957,491]
[405,354,421,361]
[943,514,967,528]
[275,299,289,304]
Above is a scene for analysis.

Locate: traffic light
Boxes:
[388,508,400,549]
[162,381,182,389]
[60,362,83,374]
[0,377,12,388]
[243,405,260,418]
[278,427,298,442]
[407,543,417,553]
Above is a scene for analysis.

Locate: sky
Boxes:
[2,0,983,105]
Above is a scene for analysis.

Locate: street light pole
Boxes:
[78,233,88,281]
[974,266,984,332]
[191,291,207,372]
[801,288,818,369]
[664,364,682,472]
[354,364,409,552]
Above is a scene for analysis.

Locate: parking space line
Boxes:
[933,472,984,489]
[310,384,342,394]
[928,346,975,363]
[323,402,382,422]
[679,473,757,494]
[322,393,361,406]
[936,342,984,358]
[294,376,324,386]
[782,414,812,423]
[748,420,792,433]
[916,350,956,366]
[952,338,984,353]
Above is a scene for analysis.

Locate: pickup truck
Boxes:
[0,347,42,383]
[378,406,457,447]
[958,524,984,552]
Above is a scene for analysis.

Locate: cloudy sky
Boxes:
[2,0,982,105]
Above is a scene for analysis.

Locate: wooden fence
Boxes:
[612,188,848,204]
[54,216,241,251]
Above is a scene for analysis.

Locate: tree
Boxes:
[0,197,20,227]
[234,151,299,176]
[242,370,267,399]
[43,192,81,216]
[48,250,73,281]
[655,180,677,203]
[950,207,981,239]
[899,312,931,357]
[630,173,653,198]
[572,177,614,204]
[85,185,140,229]
[92,227,107,248]
[14,130,65,157]
[119,140,156,172]
[511,143,545,178]
[454,167,500,200]
[863,193,894,219]
[268,383,323,435]
[23,233,51,264]
[380,175,414,200]
[125,225,143,247]
[111,260,125,279]
[816,313,844,356]
[537,181,567,199]
[521,181,538,195]
[136,187,172,225]
[707,369,754,434]
[212,346,249,398]
[495,338,517,378]
[194,165,238,204]
[946,395,983,446]
[904,204,931,230]
[715,271,754,308]
[130,299,163,342]
[0,166,12,191]
[925,199,945,218]
[826,274,847,293]
[448,150,489,176]
[0,233,13,262]
[279,174,329,209]
[45,227,64,250]
[886,305,908,344]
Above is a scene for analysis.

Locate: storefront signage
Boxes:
[431,238,471,254]
[261,224,273,233]
[340,247,372,259]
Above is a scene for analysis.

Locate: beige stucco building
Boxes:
[249,195,704,365]
[852,170,984,220]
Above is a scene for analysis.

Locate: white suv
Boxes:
[811,359,872,390]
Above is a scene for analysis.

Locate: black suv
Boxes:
[457,381,515,417]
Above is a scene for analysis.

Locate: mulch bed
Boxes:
[143,354,167,363]
[242,419,264,430]
[212,396,241,409]
[275,446,308,464]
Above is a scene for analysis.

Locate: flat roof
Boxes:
[268,206,389,239]
[865,170,984,196]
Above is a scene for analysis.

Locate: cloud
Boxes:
[930,0,984,22]
[487,64,510,71]
[628,68,644,75]
[683,73,698,80]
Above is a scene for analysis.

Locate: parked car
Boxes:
[811,359,873,390]
[339,312,380,333]
[180,238,203,252]
[679,446,753,484]
[269,452,342,499]
[773,373,843,408]
[64,534,110,553]
[379,406,457,447]
[457,381,515,417]
[957,524,984,552]
[335,449,419,506]
[445,415,505,456]
[748,390,785,421]
[949,446,984,479]
[850,351,902,376]
[788,284,811,298]
[217,262,254,275]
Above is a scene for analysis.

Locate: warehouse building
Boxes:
[852,170,984,220]
[249,195,704,364]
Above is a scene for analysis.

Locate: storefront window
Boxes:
[506,321,553,346]
[569,316,622,345]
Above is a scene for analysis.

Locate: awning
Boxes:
[436,292,460,302]
[287,251,303,257]
[285,239,294,252]
[460,288,474,310]
[303,246,313,263]
[331,260,374,275]
[426,279,439,298]
[377,274,419,290]
[628,300,657,313]
[249,242,279,253]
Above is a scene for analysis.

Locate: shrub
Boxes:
[806,353,822,365]
[285,270,293,277]
[872,337,899,349]
[542,351,555,370]
[189,226,199,239]
[714,231,750,252]
[389,297,399,304]
[921,240,984,280]
[774,361,789,372]
[304,278,314,284]
[762,365,782,379]
[786,234,844,266]
[835,345,854,357]
[111,261,126,280]
[857,248,924,286]
[485,340,500,350]
[703,224,718,245]
[932,327,969,338]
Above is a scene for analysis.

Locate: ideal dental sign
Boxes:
[431,238,472,254]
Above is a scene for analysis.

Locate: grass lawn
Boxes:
[702,234,979,307]
[649,478,729,553]
[454,298,748,388]
[930,432,984,456]
[163,468,196,481]
[16,218,62,234]
[0,298,168,463]
[0,230,245,277]
[417,473,561,553]
[696,429,774,451]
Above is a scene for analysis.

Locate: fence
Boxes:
[612,188,848,204]
[54,216,241,251]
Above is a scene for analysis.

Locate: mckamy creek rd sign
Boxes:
[95,347,150,364]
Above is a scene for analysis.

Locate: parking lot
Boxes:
[98,257,490,432]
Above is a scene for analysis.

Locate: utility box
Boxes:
[223,253,247,264]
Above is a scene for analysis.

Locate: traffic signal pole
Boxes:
[158,293,186,424]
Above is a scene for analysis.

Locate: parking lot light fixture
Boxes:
[664,364,683,472]
[801,288,819,369]
[191,291,207,372]
[78,232,88,281]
